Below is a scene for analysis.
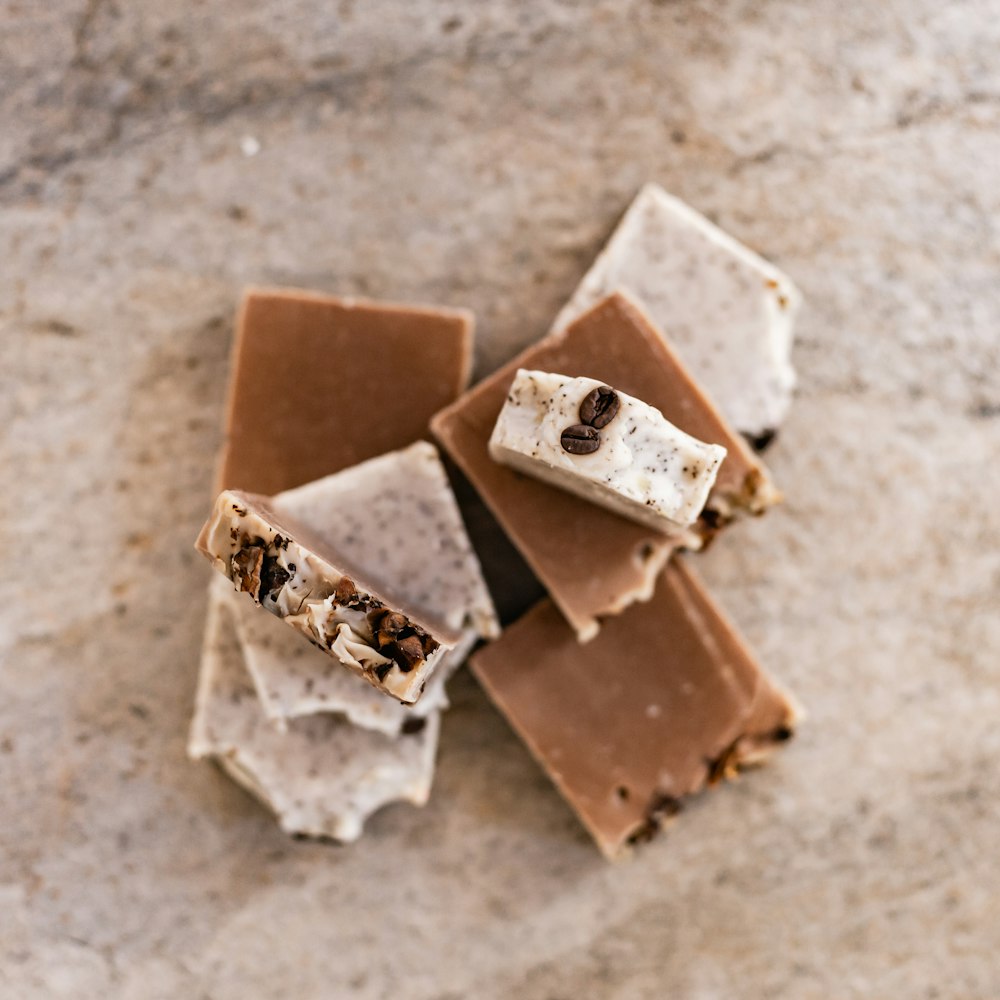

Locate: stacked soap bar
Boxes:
[432,291,779,642]
[189,289,497,840]
[235,444,495,735]
[489,369,728,535]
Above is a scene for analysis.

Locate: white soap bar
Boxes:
[236,442,497,734]
[196,485,464,705]
[489,369,727,534]
[553,183,801,440]
[274,442,498,643]
[189,579,439,842]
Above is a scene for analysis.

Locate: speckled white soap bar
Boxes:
[489,369,727,534]
[196,476,470,705]
[189,579,439,842]
[239,442,498,735]
[552,183,802,441]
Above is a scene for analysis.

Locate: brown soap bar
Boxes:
[431,292,779,640]
[218,287,473,495]
[471,557,799,859]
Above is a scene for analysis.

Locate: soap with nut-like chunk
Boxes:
[189,578,439,842]
[471,557,801,860]
[553,183,801,441]
[432,291,779,641]
[235,442,498,735]
[489,369,727,535]
[195,490,462,704]
[190,287,478,839]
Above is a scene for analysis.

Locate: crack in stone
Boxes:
[72,0,109,69]
[727,89,1000,176]
[0,47,444,200]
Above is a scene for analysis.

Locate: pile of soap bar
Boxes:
[190,184,803,857]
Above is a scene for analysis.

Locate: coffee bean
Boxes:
[560,423,601,454]
[390,634,425,672]
[368,608,407,635]
[334,575,358,605]
[579,385,619,429]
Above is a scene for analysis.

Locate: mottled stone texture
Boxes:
[2,1,999,997]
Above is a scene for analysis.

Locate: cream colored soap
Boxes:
[273,442,498,642]
[553,183,801,439]
[196,486,462,704]
[189,579,439,842]
[237,442,497,734]
[232,604,459,736]
[489,370,727,534]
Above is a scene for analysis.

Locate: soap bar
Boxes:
[196,490,462,704]
[236,442,498,734]
[190,580,439,842]
[553,183,801,442]
[489,369,727,534]
[432,291,779,641]
[471,558,800,859]
[218,287,473,494]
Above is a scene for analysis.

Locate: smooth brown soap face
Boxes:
[431,292,776,640]
[471,557,798,860]
[218,288,474,495]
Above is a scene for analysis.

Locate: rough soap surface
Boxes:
[238,442,498,734]
[189,580,439,842]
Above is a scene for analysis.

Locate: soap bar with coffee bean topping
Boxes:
[195,490,462,704]
[432,291,779,642]
[489,369,727,534]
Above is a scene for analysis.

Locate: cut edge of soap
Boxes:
[195,490,460,704]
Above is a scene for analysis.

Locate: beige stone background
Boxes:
[3,1,1000,997]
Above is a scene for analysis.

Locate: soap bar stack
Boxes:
[189,290,498,840]
[190,184,803,857]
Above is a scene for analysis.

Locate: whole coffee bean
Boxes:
[579,385,620,429]
[560,423,601,455]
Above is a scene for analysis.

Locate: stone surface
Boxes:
[2,1,999,997]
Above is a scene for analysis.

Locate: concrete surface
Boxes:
[3,1,999,997]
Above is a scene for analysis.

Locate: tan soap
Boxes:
[432,291,779,640]
[471,558,800,859]
[218,287,473,494]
